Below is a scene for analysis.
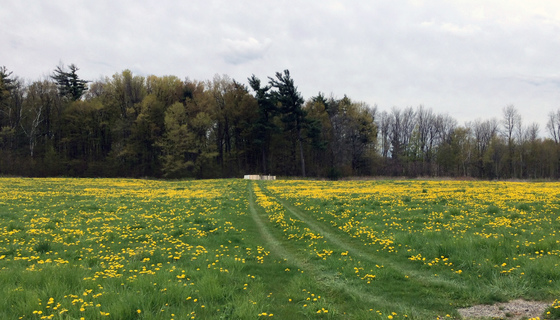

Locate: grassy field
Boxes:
[0,178,559,319]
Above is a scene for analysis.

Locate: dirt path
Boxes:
[457,299,550,320]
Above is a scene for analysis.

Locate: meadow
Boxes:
[0,178,559,319]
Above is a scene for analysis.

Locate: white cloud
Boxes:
[221,37,271,65]
[440,23,481,36]
[1,0,560,131]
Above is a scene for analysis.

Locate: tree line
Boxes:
[1,64,559,179]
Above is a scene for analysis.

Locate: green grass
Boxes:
[0,178,558,319]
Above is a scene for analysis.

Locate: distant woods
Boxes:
[1,64,560,179]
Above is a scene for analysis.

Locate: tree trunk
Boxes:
[298,128,306,177]
[261,147,267,174]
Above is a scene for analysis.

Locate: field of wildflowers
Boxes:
[0,178,558,319]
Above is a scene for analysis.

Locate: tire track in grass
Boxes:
[247,181,292,261]
[257,181,469,296]
[247,181,406,311]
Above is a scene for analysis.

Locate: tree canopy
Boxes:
[1,64,560,180]
[51,64,89,101]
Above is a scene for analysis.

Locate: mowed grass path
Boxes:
[0,178,559,319]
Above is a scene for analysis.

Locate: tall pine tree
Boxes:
[248,74,276,174]
[51,64,89,101]
[269,70,307,177]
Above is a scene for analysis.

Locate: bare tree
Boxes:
[472,118,499,177]
[415,105,437,174]
[502,105,522,177]
[389,107,402,160]
[547,109,560,143]
[377,110,392,159]
[387,106,416,174]
[503,105,522,142]
[401,106,416,152]
[20,80,56,157]
[525,122,540,142]
[435,113,457,143]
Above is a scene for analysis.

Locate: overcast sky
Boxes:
[2,0,559,132]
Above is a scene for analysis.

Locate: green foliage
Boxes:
[487,205,500,214]
[1,65,560,179]
[269,70,305,130]
[0,66,15,105]
[269,69,308,176]
[545,300,560,319]
[1,178,559,319]
[159,101,218,178]
[248,74,277,174]
[51,63,89,101]
[33,241,51,254]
